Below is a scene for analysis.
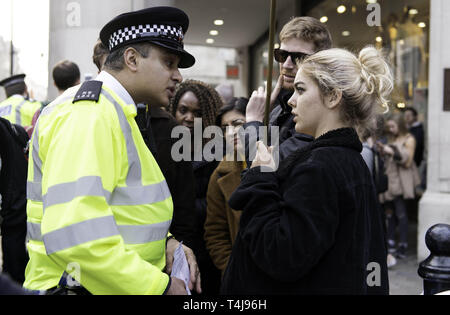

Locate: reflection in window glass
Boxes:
[308,0,429,119]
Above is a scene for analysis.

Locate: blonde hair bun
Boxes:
[358,46,394,113]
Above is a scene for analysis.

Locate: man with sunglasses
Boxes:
[245,16,333,160]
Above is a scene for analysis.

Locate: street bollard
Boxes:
[418,224,450,295]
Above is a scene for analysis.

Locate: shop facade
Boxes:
[249,0,450,261]
[251,0,430,120]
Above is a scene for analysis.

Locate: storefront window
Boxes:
[308,0,430,118]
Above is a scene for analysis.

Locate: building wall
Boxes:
[180,45,248,98]
[0,0,49,102]
[47,0,248,101]
[418,0,450,261]
[48,0,137,100]
[47,0,177,100]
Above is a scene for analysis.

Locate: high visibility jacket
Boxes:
[24,75,174,295]
[0,95,41,127]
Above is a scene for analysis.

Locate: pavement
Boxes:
[0,222,425,295]
[387,221,424,295]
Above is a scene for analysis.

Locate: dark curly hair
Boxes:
[168,80,223,131]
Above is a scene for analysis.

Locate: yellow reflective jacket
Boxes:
[0,95,41,127]
[24,74,173,295]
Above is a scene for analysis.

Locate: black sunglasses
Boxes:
[274,48,310,63]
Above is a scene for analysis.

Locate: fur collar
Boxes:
[278,128,362,176]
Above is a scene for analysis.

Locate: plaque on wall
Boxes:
[445,69,450,111]
[226,65,239,80]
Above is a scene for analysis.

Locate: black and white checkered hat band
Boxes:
[109,24,184,50]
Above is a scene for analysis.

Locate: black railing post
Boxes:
[418,224,450,295]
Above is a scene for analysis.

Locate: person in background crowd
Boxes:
[0,74,41,130]
[93,39,109,74]
[169,80,223,294]
[221,46,392,295]
[403,106,426,195]
[52,60,81,96]
[23,6,201,295]
[403,107,424,168]
[215,83,235,107]
[0,117,29,285]
[377,114,421,260]
[242,17,333,162]
[359,116,389,189]
[27,61,82,138]
[92,39,199,255]
[204,97,248,276]
[360,126,376,177]
[359,116,393,267]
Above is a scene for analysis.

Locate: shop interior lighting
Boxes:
[366,0,377,4]
[397,103,406,109]
[209,30,219,36]
[337,5,346,14]
[376,36,383,43]
[409,8,419,15]
[274,43,280,49]
[214,20,224,26]
[206,38,215,44]
[418,22,426,28]
[342,31,350,37]
[320,16,328,23]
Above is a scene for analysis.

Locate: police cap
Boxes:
[0,74,26,89]
[100,6,195,68]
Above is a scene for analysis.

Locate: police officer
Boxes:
[24,6,200,295]
[0,74,41,128]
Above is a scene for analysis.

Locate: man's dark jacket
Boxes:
[409,122,425,167]
[0,117,28,227]
[222,128,389,295]
[136,106,197,250]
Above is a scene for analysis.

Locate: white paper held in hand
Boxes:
[170,242,191,295]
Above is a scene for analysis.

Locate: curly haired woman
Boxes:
[168,80,223,294]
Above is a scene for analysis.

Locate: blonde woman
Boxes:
[377,114,420,259]
[221,46,393,295]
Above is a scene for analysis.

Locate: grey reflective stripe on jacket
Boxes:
[27,222,43,242]
[101,89,142,186]
[41,176,171,209]
[15,99,28,126]
[27,120,43,202]
[29,218,172,253]
[43,216,120,255]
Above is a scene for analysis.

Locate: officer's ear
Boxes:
[123,47,139,72]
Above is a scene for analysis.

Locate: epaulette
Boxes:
[73,80,103,103]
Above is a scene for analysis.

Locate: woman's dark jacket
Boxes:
[136,106,197,249]
[192,159,222,294]
[221,128,389,295]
